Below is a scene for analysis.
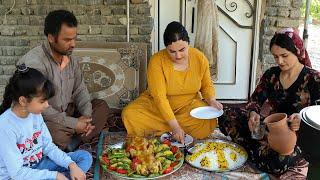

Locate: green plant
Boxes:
[301,0,320,21]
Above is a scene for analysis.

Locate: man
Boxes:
[18,10,109,151]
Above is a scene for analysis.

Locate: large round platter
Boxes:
[100,140,184,179]
[185,139,247,172]
[299,106,320,131]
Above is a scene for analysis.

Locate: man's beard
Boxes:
[52,45,73,56]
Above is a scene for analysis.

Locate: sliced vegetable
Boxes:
[116,169,127,174]
[162,166,173,174]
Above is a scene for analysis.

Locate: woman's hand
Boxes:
[56,173,68,180]
[208,98,223,110]
[168,120,185,145]
[69,162,86,180]
[248,111,260,132]
[288,113,301,131]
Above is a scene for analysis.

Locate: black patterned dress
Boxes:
[218,66,320,175]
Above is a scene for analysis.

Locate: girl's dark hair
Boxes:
[44,9,78,37]
[163,21,190,46]
[269,33,298,57]
[0,65,55,114]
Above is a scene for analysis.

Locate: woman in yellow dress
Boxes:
[122,21,223,143]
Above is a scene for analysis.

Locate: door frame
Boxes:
[149,0,262,101]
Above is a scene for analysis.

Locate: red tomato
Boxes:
[170,146,178,154]
[117,169,127,174]
[163,139,171,146]
[108,166,117,171]
[125,145,135,152]
[170,161,179,167]
[175,153,181,159]
[163,166,173,174]
[133,157,142,164]
[101,156,110,165]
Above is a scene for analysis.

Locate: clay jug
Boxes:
[264,113,297,155]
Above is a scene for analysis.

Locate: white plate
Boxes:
[160,133,193,148]
[299,106,320,131]
[305,106,320,125]
[190,106,223,119]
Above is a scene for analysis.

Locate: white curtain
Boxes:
[194,0,219,80]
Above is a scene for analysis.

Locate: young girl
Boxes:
[0,64,92,180]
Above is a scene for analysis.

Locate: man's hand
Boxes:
[56,172,68,180]
[69,162,86,180]
[288,113,301,131]
[75,116,95,136]
[248,111,260,132]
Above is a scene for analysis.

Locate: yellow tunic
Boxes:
[122,47,217,139]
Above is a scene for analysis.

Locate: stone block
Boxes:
[131,16,152,25]
[105,16,121,25]
[276,18,299,28]
[2,47,15,56]
[112,7,126,15]
[101,26,113,34]
[72,7,86,16]
[292,0,303,8]
[17,16,30,25]
[113,26,126,35]
[101,7,112,16]
[4,16,17,25]
[129,6,139,15]
[129,27,138,35]
[33,6,48,15]
[0,56,19,65]
[0,38,14,46]
[119,17,127,25]
[14,27,28,36]
[14,39,30,46]
[104,0,116,5]
[30,16,44,26]
[290,9,301,19]
[105,35,126,42]
[138,26,152,35]
[78,0,103,5]
[78,25,89,34]
[15,47,29,56]
[21,7,33,15]
[89,25,102,34]
[2,65,16,75]
[271,0,291,7]
[0,75,10,85]
[1,26,15,36]
[130,35,150,42]
[138,4,150,15]
[277,8,290,17]
[116,0,127,5]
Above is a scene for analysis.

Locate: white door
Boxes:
[152,0,261,101]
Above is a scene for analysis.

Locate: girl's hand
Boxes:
[69,163,86,180]
[56,173,68,180]
[248,111,260,132]
[208,98,223,110]
[288,113,301,131]
[168,120,185,145]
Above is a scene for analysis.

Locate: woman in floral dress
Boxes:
[218,28,320,178]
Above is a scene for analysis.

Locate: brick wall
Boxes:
[259,0,303,73]
[0,0,152,99]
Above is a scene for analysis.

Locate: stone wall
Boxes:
[259,0,303,74]
[0,0,152,99]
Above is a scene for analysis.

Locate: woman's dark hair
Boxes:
[163,21,190,46]
[0,65,55,114]
[44,9,78,37]
[270,33,298,57]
